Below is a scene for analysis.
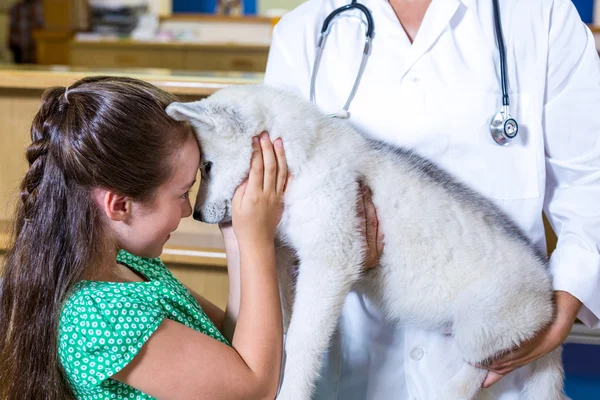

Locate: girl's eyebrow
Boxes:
[182,179,196,190]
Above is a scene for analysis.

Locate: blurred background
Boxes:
[0,1,598,398]
[0,1,598,68]
[0,0,307,69]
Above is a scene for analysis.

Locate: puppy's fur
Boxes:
[167,85,564,400]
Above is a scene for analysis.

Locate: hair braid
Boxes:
[20,87,68,218]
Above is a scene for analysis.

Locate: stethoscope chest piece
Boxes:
[490,107,519,146]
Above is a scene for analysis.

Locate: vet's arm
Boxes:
[482,1,598,388]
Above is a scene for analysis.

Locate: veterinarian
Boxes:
[252,0,599,398]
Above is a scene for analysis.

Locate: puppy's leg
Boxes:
[277,186,364,400]
[451,278,559,399]
[277,258,360,400]
[521,347,564,400]
[444,362,488,400]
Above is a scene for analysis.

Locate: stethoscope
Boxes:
[310,0,519,146]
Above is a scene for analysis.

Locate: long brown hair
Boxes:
[0,76,192,399]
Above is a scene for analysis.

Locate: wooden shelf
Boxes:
[68,38,270,73]
[70,38,270,51]
[160,13,274,24]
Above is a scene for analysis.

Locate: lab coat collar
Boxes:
[396,0,461,79]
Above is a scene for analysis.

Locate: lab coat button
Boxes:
[410,347,424,361]
[410,76,420,86]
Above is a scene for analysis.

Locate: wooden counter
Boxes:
[0,66,262,308]
[0,64,263,95]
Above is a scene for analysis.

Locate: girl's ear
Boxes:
[92,188,132,221]
[166,101,215,130]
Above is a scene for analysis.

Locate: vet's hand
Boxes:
[232,132,288,246]
[479,291,581,388]
[358,183,384,269]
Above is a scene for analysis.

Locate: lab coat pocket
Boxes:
[448,92,540,200]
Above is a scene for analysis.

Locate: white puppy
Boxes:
[166,84,563,400]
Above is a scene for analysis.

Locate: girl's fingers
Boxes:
[247,136,264,193]
[273,138,288,195]
[259,132,277,192]
[232,180,249,208]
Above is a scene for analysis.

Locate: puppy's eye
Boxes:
[203,161,213,174]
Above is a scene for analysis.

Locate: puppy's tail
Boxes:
[521,347,565,400]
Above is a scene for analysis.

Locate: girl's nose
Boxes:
[182,201,193,218]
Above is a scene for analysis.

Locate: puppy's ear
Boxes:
[166,102,215,130]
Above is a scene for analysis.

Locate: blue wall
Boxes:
[563,343,600,399]
[173,0,256,15]
[572,0,594,23]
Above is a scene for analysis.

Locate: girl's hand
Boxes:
[232,132,288,246]
[358,183,384,269]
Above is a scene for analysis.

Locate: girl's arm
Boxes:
[113,134,286,399]
[221,222,241,342]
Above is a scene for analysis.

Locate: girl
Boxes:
[0,76,287,400]
[0,76,380,400]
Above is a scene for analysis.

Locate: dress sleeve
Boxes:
[58,287,168,390]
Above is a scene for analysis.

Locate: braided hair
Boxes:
[0,76,192,400]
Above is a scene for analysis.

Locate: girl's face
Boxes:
[120,133,200,258]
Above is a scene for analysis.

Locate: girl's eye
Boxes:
[181,190,191,199]
[204,161,213,174]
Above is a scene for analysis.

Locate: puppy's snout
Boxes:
[193,201,229,224]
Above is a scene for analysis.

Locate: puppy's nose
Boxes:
[193,210,202,221]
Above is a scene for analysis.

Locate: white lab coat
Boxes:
[264,0,600,399]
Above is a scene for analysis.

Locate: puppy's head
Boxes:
[166,87,264,224]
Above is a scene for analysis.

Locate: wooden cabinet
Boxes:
[184,48,268,71]
[33,30,73,65]
[34,0,88,65]
[42,0,88,31]
[69,40,270,72]
[70,45,186,70]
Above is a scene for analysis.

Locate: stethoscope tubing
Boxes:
[309,0,518,144]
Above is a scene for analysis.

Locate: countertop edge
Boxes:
[0,68,263,95]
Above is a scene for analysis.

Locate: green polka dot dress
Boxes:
[58,250,229,399]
